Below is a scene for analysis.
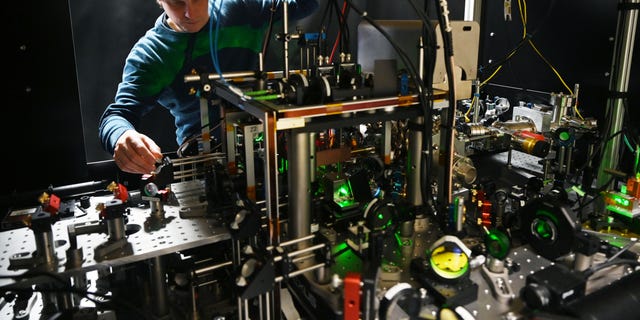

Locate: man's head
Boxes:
[157,0,210,33]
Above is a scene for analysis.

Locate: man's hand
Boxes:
[113,130,163,174]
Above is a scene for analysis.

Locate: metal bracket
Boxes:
[481,260,515,304]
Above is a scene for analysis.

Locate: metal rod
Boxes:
[194,260,233,277]
[597,0,639,189]
[288,131,312,250]
[292,253,316,264]
[268,234,316,250]
[282,0,290,80]
[407,116,424,206]
[274,263,326,282]
[184,70,257,83]
[273,243,325,262]
[149,256,169,317]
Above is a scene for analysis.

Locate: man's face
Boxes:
[160,0,210,33]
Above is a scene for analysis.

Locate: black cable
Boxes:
[582,258,640,278]
[343,1,352,54]
[0,270,153,319]
[343,1,426,102]
[317,0,333,31]
[332,0,347,55]
[433,0,457,210]
[314,0,334,58]
[575,176,613,222]
[406,0,437,210]
[567,125,628,187]
[346,0,432,210]
[346,1,439,214]
[332,0,343,56]
[260,0,278,60]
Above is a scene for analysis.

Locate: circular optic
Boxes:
[429,242,470,280]
[144,183,159,197]
[520,198,578,260]
[531,217,556,242]
[485,229,510,260]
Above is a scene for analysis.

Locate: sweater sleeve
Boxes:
[98,18,186,155]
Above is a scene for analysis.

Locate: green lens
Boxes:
[532,218,554,240]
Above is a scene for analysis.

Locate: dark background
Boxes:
[5,0,638,206]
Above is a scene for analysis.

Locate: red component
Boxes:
[158,189,171,202]
[475,189,486,204]
[343,272,361,320]
[481,202,492,227]
[44,194,61,215]
[627,176,640,198]
[113,183,129,202]
[513,130,545,141]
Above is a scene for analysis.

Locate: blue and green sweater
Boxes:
[99,0,318,155]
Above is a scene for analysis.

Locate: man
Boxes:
[98,0,319,174]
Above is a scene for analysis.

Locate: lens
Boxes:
[531,217,556,242]
[429,242,470,280]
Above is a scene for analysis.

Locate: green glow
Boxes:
[531,211,558,240]
[244,90,270,96]
[377,213,384,220]
[534,219,553,239]
[394,232,412,249]
[571,185,586,197]
[394,232,403,247]
[254,132,264,143]
[606,205,633,218]
[333,180,355,208]
[336,199,357,208]
[452,198,459,223]
[332,241,362,275]
[486,229,510,259]
[536,210,559,224]
[621,185,628,194]
[334,241,349,253]
[253,94,282,101]
[279,158,288,174]
[559,131,571,141]
[611,194,630,207]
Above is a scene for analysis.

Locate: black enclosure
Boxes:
[478,0,639,174]
[6,1,87,196]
